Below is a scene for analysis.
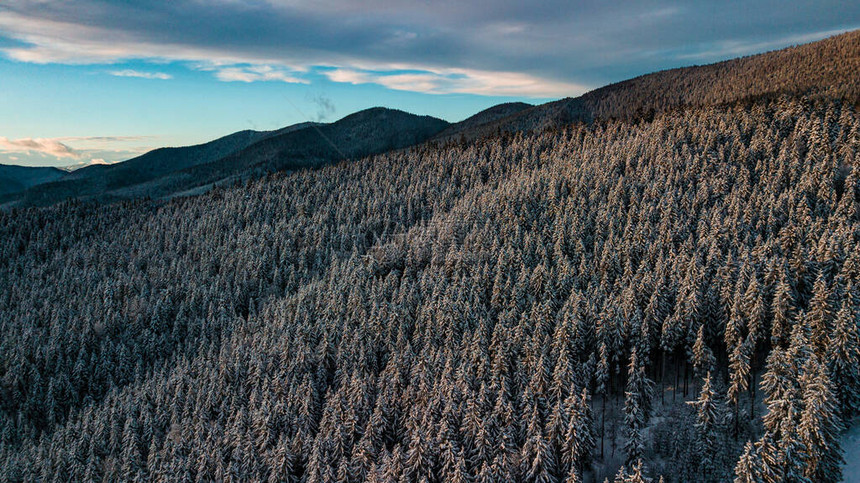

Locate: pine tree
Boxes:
[771,271,795,348]
[757,344,813,483]
[807,274,834,356]
[691,325,715,381]
[562,389,595,476]
[404,426,432,480]
[564,465,583,483]
[753,432,782,483]
[268,435,295,483]
[623,348,652,466]
[120,417,143,482]
[827,297,860,420]
[760,349,797,439]
[614,459,649,483]
[523,403,557,483]
[734,441,764,483]
[743,274,766,345]
[798,356,844,482]
[687,372,724,480]
[595,341,610,458]
[776,405,811,483]
[787,312,813,373]
[727,337,751,438]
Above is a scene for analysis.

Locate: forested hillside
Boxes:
[452,30,860,140]
[1,91,859,481]
[2,109,447,208]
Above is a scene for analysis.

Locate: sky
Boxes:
[0,1,858,168]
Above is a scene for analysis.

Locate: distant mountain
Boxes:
[103,107,449,201]
[2,122,319,207]
[206,107,448,178]
[261,121,323,140]
[0,164,65,196]
[3,110,445,207]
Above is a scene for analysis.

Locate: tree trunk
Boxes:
[661,351,666,405]
[683,361,689,398]
[673,355,679,403]
[749,371,756,419]
[733,403,739,441]
[601,392,606,459]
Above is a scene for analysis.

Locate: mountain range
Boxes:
[2,29,858,208]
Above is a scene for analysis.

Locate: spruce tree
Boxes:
[687,372,725,480]
[691,325,715,381]
[623,348,653,466]
[827,298,860,420]
[734,442,765,483]
[807,274,834,356]
[798,356,844,482]
[771,271,795,348]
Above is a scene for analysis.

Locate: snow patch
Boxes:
[842,417,860,481]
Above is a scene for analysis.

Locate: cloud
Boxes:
[209,65,308,84]
[0,137,80,159]
[109,69,172,79]
[672,28,855,61]
[325,68,585,97]
[0,0,857,96]
[0,135,155,166]
[58,136,150,143]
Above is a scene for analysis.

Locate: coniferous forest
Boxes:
[2,32,860,483]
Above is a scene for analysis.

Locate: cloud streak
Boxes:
[109,69,172,80]
[209,65,308,84]
[0,136,155,167]
[0,137,80,159]
[325,68,585,97]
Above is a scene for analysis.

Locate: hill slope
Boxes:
[2,127,294,207]
[452,29,860,139]
[1,96,858,482]
[4,110,446,207]
[109,107,449,200]
[434,102,532,141]
[0,164,65,196]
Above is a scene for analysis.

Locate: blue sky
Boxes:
[0,1,858,168]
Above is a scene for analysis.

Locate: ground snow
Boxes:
[843,418,860,482]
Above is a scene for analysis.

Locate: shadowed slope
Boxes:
[0,165,65,196]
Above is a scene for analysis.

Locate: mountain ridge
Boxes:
[4,30,859,208]
[0,165,66,197]
[443,29,860,140]
[103,107,450,201]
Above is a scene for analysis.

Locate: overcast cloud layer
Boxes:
[1,0,858,98]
